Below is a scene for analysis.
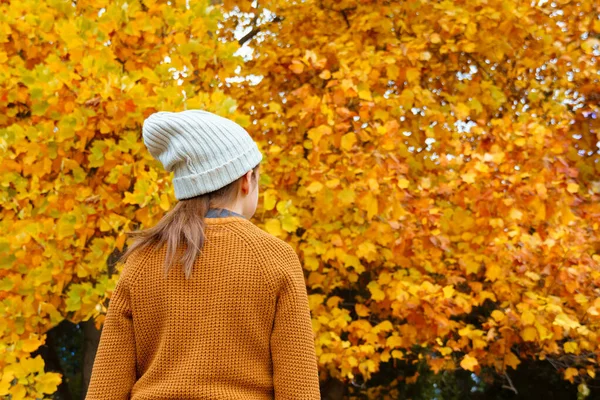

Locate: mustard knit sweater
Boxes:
[85,216,321,399]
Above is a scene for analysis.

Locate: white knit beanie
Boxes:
[142,110,263,200]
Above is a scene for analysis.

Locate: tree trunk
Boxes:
[321,377,345,400]
[34,321,74,400]
[81,320,101,399]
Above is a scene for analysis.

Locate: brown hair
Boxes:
[117,164,260,279]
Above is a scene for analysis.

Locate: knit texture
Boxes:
[142,110,263,200]
[85,217,320,400]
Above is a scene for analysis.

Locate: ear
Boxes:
[240,170,253,195]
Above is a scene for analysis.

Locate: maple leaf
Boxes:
[460,355,479,372]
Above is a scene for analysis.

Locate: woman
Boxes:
[85,110,321,399]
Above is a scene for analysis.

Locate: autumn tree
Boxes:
[1,0,599,398]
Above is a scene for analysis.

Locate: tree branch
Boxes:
[502,371,518,395]
[238,27,262,46]
[238,15,283,46]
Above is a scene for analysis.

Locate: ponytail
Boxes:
[117,164,260,279]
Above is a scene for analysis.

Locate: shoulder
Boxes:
[224,218,293,252]
[228,218,303,282]
[118,244,155,287]
[236,219,299,261]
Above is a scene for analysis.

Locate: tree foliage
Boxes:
[1,0,599,398]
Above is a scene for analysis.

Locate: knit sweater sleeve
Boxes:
[270,243,321,399]
[85,254,140,400]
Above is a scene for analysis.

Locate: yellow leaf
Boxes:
[357,241,377,262]
[56,213,77,240]
[304,255,319,271]
[358,89,372,101]
[536,322,553,341]
[461,171,476,184]
[581,38,599,55]
[491,310,505,322]
[374,320,394,333]
[362,193,378,220]
[347,356,358,367]
[521,310,535,326]
[338,189,356,205]
[460,355,479,371]
[587,368,596,379]
[326,296,343,309]
[308,125,331,146]
[514,138,526,147]
[387,64,400,80]
[344,254,365,274]
[264,219,283,236]
[35,372,62,394]
[564,341,579,354]
[454,102,471,120]
[269,144,282,154]
[442,285,454,299]
[159,193,170,211]
[307,181,324,194]
[355,303,371,317]
[289,60,304,74]
[579,383,591,396]
[462,258,480,275]
[21,355,44,373]
[381,350,391,363]
[22,338,43,352]
[485,264,502,282]
[263,190,277,211]
[0,376,11,396]
[368,178,379,191]
[462,41,476,52]
[567,183,579,194]
[509,208,523,220]
[440,347,453,356]
[392,350,403,359]
[115,233,127,252]
[397,178,410,189]
[399,89,415,108]
[553,313,580,329]
[325,178,340,188]
[525,271,541,281]
[307,271,324,287]
[320,352,337,364]
[458,326,472,337]
[9,384,26,400]
[358,359,377,376]
[281,214,300,233]
[406,68,420,83]
[505,351,521,369]
[564,367,579,383]
[521,326,537,341]
[367,281,385,301]
[574,294,588,304]
[319,70,331,79]
[268,102,282,113]
[341,132,357,151]
[308,294,325,310]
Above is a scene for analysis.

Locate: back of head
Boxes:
[142,110,262,199]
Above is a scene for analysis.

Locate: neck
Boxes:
[211,202,245,217]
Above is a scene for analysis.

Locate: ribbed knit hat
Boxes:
[142,110,263,200]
